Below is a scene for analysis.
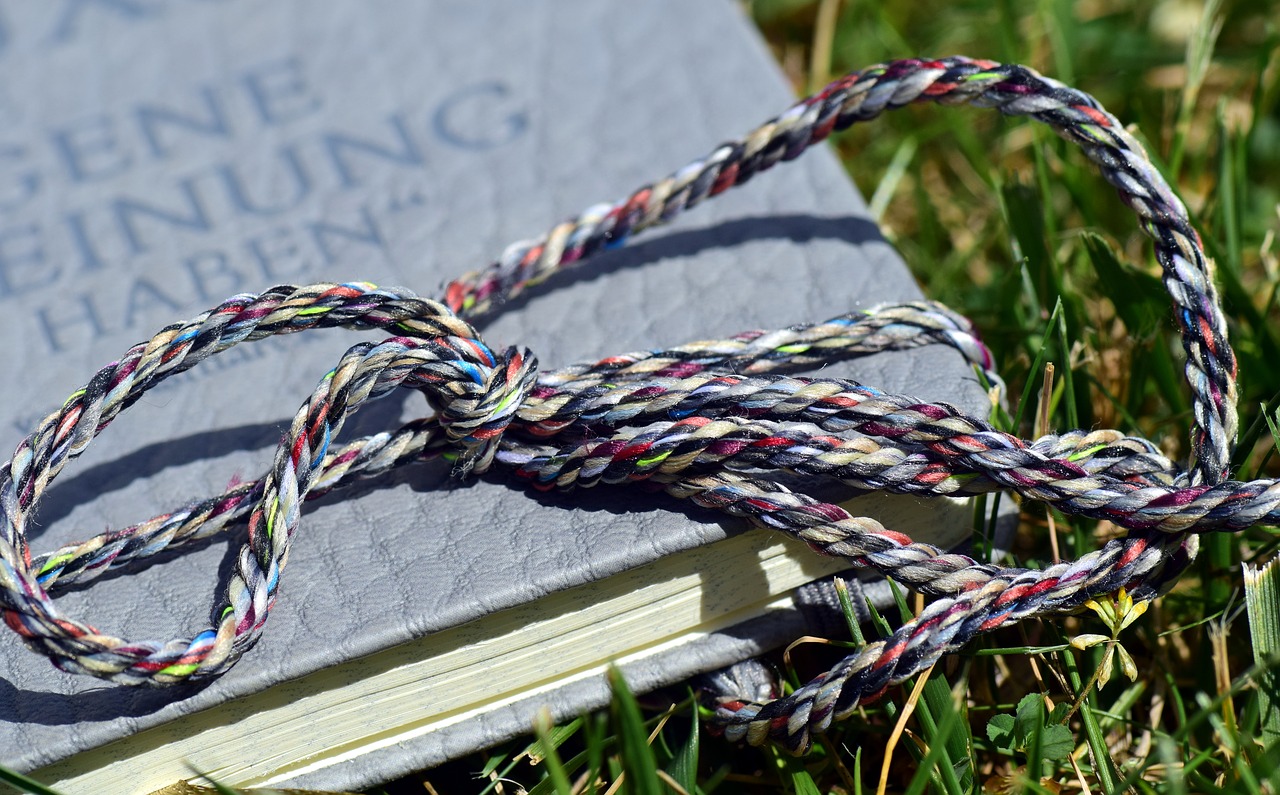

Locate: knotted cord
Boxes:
[0,57,1248,752]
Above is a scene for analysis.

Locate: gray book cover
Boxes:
[0,1,991,792]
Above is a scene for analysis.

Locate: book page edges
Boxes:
[34,495,970,794]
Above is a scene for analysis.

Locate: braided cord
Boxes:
[0,58,1246,750]
[443,56,1235,483]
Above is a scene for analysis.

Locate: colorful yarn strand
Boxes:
[0,57,1247,753]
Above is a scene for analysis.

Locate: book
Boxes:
[0,1,994,792]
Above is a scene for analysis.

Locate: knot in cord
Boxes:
[409,338,538,475]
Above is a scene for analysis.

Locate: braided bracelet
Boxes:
[0,57,1246,753]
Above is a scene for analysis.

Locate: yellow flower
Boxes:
[1070,588,1149,686]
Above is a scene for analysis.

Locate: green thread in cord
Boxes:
[1068,444,1110,462]
[492,388,522,416]
[0,58,1252,754]
[37,553,74,577]
[61,388,87,409]
[637,449,675,469]
[157,661,200,678]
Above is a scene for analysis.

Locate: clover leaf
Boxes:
[986,693,1075,762]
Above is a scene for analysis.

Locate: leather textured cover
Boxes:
[0,0,991,791]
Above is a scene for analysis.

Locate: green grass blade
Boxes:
[1026,714,1046,785]
[853,746,863,795]
[868,136,918,222]
[772,748,822,795]
[913,677,969,795]
[608,666,664,795]
[1038,0,1076,85]
[1013,298,1065,433]
[524,716,583,763]
[1057,644,1121,793]
[477,758,523,795]
[527,717,610,795]
[994,0,1022,62]
[902,702,962,795]
[1201,531,1236,625]
[531,711,575,795]
[583,711,608,795]
[1079,232,1165,339]
[834,577,867,646]
[1001,180,1055,313]
[184,770,242,795]
[1215,103,1245,279]
[1054,298,1079,429]
[882,580,968,793]
[1169,0,1224,175]
[1244,559,1280,744]
[0,765,68,795]
[864,591,894,640]
[1252,401,1280,479]
[477,752,508,779]
[1156,734,1189,795]
[1077,692,1118,793]
[970,643,1071,656]
[666,696,700,794]
[888,579,912,624]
